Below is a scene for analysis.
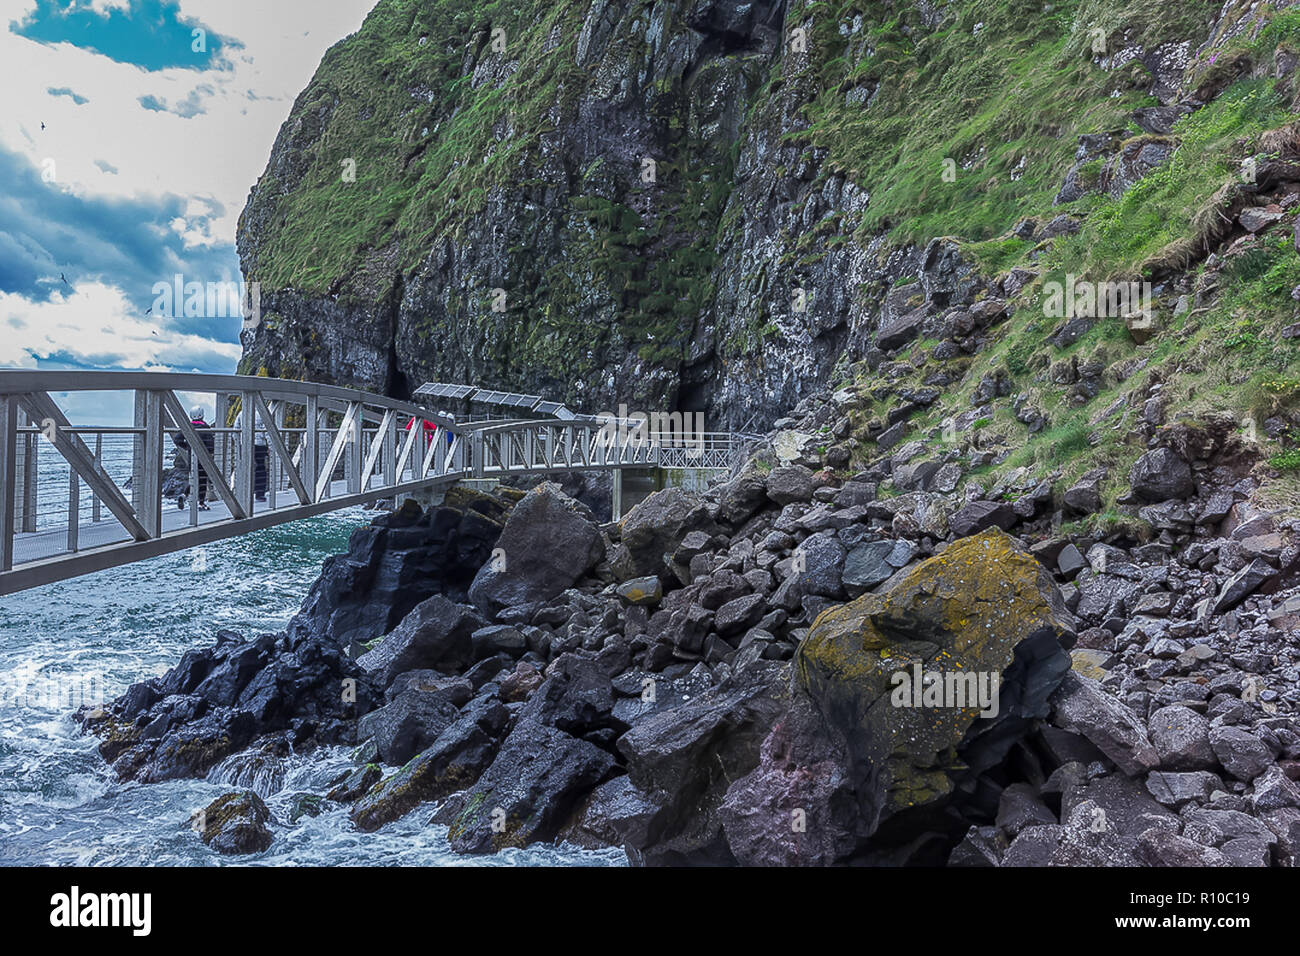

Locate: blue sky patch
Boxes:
[12,0,239,72]
[47,85,89,104]
[0,145,240,337]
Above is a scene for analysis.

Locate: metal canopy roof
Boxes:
[470,389,541,409]
[533,400,567,418]
[415,382,477,400]
[415,382,577,419]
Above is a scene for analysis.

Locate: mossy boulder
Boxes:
[197,791,273,855]
[795,529,1075,843]
[350,698,508,832]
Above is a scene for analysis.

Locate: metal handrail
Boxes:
[0,371,754,594]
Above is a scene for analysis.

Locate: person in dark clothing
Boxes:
[253,444,268,501]
[234,408,270,502]
[173,407,215,510]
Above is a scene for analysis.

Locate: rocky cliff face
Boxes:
[238,0,811,425]
[235,0,1300,559]
[239,0,1277,431]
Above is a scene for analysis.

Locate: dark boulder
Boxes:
[356,687,463,765]
[716,470,769,526]
[196,791,272,855]
[88,626,377,783]
[517,653,620,740]
[1050,672,1159,776]
[1129,448,1194,503]
[948,500,1017,537]
[766,465,815,506]
[287,490,508,651]
[442,719,616,853]
[560,775,667,850]
[355,595,485,686]
[610,487,718,582]
[467,482,604,618]
[617,660,791,865]
[350,697,509,831]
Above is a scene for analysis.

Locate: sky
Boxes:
[0,0,376,419]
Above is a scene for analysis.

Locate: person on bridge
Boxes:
[405,416,437,435]
[405,415,439,460]
[173,407,214,510]
[233,407,270,502]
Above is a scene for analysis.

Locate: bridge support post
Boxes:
[472,429,484,478]
[348,403,363,494]
[214,393,230,504]
[139,390,164,538]
[304,395,319,503]
[0,396,16,571]
[612,468,623,523]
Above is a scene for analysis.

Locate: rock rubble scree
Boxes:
[84,428,1300,865]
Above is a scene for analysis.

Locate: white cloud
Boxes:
[0,0,376,374]
[0,280,243,369]
[2,0,375,248]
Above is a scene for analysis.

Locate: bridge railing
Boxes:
[468,419,756,477]
[0,372,466,575]
[0,370,759,593]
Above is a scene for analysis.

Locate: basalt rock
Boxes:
[467,482,605,619]
[442,719,616,854]
[1129,448,1195,503]
[794,529,1074,856]
[351,696,510,831]
[86,627,379,784]
[197,791,273,855]
[610,487,719,582]
[355,595,486,686]
[288,489,509,653]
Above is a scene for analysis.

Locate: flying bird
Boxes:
[60,273,69,286]
[40,122,45,131]
[145,307,152,315]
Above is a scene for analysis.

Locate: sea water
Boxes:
[0,508,623,866]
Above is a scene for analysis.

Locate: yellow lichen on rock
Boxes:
[794,528,1075,823]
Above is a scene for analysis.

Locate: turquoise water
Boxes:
[0,508,623,866]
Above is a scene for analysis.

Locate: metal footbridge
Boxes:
[0,371,753,595]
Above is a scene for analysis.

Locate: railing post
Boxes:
[472,429,484,478]
[214,393,230,503]
[189,438,199,527]
[348,404,363,494]
[304,395,319,503]
[17,409,37,534]
[451,433,464,475]
[0,396,16,571]
[92,432,102,523]
[238,391,255,515]
[140,390,163,538]
[131,391,145,516]
[270,401,283,509]
[383,411,397,490]
[67,468,79,552]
